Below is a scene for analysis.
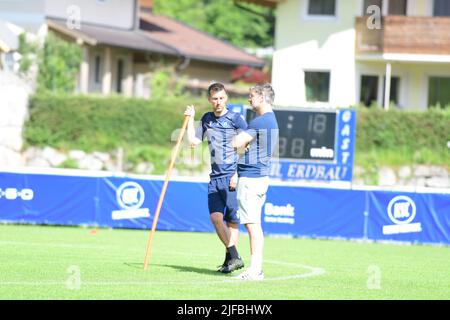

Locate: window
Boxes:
[363,0,382,15]
[308,0,336,16]
[433,0,450,16]
[388,0,407,15]
[305,71,330,102]
[360,75,378,107]
[116,59,124,93]
[428,77,450,108]
[4,52,14,72]
[383,76,400,106]
[94,55,101,84]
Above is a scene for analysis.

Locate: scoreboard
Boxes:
[230,105,356,182]
[246,109,337,162]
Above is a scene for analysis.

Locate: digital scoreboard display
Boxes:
[246,109,337,162]
[230,104,356,182]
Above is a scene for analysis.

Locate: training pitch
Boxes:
[0,224,448,300]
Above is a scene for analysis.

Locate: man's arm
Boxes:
[184,105,202,147]
[232,131,254,154]
[229,171,238,191]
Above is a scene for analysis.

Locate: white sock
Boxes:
[250,255,263,273]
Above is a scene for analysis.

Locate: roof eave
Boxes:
[0,39,11,52]
[46,19,97,46]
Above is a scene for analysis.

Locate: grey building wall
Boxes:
[45,0,137,30]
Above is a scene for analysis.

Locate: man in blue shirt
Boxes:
[184,83,248,273]
[232,83,279,281]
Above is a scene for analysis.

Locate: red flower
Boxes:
[231,65,270,84]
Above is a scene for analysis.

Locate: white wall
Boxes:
[271,0,360,108]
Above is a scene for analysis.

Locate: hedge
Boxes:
[356,107,450,152]
[24,93,214,151]
[24,93,450,168]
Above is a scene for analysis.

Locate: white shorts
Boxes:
[236,176,269,224]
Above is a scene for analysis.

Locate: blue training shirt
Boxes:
[238,111,279,178]
[196,110,248,179]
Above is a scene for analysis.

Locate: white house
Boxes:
[239,0,450,110]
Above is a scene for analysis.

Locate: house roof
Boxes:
[139,13,265,68]
[46,12,265,68]
[46,18,178,56]
[0,19,19,52]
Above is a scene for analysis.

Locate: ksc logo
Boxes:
[116,182,145,210]
[112,182,150,220]
[382,195,422,235]
[0,188,34,201]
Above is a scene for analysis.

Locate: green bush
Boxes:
[57,158,79,169]
[36,33,83,93]
[356,107,450,151]
[17,33,39,75]
[355,107,450,169]
[24,93,213,151]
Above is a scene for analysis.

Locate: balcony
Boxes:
[356,16,450,56]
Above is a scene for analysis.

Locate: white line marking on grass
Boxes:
[262,259,325,281]
[0,240,108,250]
[0,242,325,286]
[0,281,64,286]
[0,260,325,286]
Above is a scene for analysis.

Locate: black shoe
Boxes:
[217,261,228,273]
[220,258,244,274]
[217,253,231,272]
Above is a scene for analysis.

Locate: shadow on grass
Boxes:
[124,262,222,276]
[124,262,144,269]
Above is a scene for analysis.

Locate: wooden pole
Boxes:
[143,115,190,270]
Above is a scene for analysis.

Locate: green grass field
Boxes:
[0,224,449,300]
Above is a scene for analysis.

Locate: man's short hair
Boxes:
[250,83,275,105]
[208,82,227,97]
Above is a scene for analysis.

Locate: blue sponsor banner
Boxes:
[262,185,366,239]
[269,160,352,182]
[97,177,156,229]
[0,172,97,226]
[367,190,450,244]
[335,109,356,181]
[1,170,449,245]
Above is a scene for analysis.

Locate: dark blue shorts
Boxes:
[208,176,239,224]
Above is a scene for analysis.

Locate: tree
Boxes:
[17,33,39,75]
[153,0,274,48]
[36,32,82,93]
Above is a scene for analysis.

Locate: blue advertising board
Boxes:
[1,170,449,245]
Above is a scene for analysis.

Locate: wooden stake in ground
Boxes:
[143,115,190,270]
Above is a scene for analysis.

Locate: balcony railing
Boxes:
[356,16,450,55]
